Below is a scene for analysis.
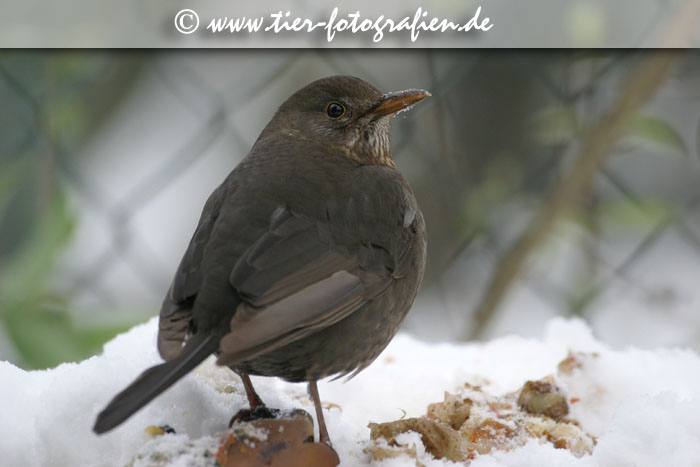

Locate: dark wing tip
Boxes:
[92,334,219,435]
[93,408,121,434]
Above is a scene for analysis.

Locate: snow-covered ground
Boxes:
[2,317,699,466]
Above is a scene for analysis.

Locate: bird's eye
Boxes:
[326,102,346,119]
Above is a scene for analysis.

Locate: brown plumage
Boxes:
[93,75,429,446]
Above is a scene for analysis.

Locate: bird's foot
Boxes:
[218,408,339,466]
[228,406,281,427]
[319,433,333,448]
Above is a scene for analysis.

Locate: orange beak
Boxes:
[369,89,431,118]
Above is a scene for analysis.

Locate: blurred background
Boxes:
[1,50,699,370]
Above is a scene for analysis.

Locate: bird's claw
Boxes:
[228,406,281,427]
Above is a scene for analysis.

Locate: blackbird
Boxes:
[93,75,429,445]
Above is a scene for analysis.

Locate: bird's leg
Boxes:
[308,380,332,446]
[229,372,279,426]
[240,372,265,409]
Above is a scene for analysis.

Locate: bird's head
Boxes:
[261,75,430,167]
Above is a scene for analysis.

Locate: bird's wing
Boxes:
[217,204,412,366]
[157,202,221,360]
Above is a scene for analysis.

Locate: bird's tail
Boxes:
[93,333,219,434]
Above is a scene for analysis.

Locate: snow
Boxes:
[2,317,700,466]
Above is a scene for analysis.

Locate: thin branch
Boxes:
[466,50,686,340]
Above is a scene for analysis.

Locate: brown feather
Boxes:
[218,271,364,366]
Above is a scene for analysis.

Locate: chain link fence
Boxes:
[2,50,700,368]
